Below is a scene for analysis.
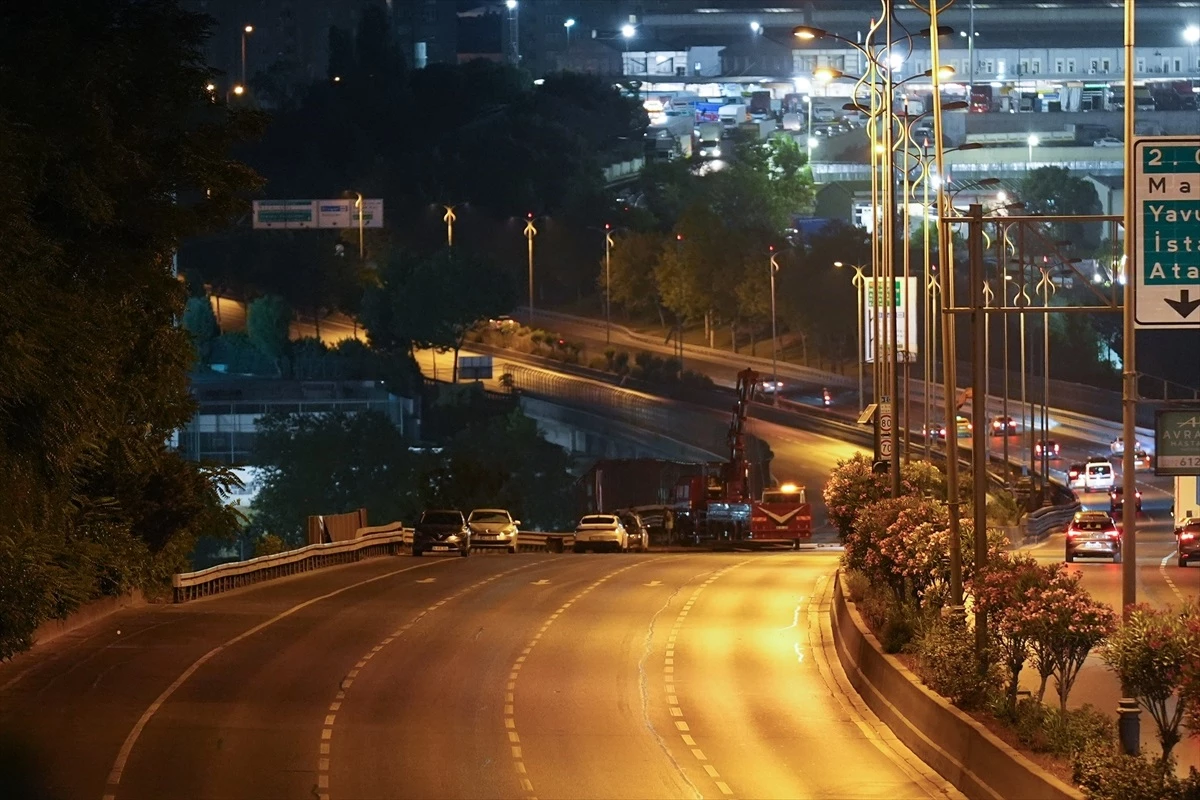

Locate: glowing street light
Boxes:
[1026,133,1039,164]
[241,24,254,85]
[750,21,761,33]
[524,213,538,327]
[1184,25,1200,44]
[564,17,575,46]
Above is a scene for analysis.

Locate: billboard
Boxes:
[864,276,918,363]
[253,198,384,230]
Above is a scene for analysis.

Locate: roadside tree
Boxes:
[246,295,293,373]
[1103,602,1199,766]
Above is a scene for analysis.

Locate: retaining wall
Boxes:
[31,590,146,650]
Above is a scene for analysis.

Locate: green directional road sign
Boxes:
[1155,409,1200,476]
[1133,137,1200,329]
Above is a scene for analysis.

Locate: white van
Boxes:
[1084,460,1114,492]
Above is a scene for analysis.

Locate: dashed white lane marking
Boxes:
[315,562,537,800]
[102,559,450,800]
[1160,551,1186,603]
[507,560,649,800]
[662,560,752,800]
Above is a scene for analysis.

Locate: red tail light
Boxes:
[1181,532,1196,541]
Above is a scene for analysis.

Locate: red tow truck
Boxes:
[671,367,808,549]
[749,483,812,548]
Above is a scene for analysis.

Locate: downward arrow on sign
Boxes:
[1165,289,1200,319]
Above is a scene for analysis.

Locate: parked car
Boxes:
[573,514,630,553]
[1093,136,1123,147]
[1034,439,1061,459]
[1177,519,1200,567]
[1065,510,1122,563]
[1067,463,1087,489]
[413,509,470,557]
[1109,486,1143,513]
[990,416,1018,436]
[467,508,520,553]
[616,509,651,552]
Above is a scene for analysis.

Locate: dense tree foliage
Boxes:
[251,405,576,544]
[361,248,518,379]
[0,0,260,657]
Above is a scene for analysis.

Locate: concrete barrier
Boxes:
[31,590,146,649]
[831,571,1083,800]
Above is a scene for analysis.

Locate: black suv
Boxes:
[413,510,470,557]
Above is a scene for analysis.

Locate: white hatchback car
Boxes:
[573,514,630,553]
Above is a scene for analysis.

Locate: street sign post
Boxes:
[878,401,894,460]
[1132,137,1200,329]
[864,276,918,363]
[1155,409,1200,476]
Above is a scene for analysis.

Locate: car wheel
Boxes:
[573,543,585,554]
[1179,556,1188,568]
[460,547,469,558]
[412,547,422,557]
[1065,552,1074,563]
[508,544,517,554]
[1112,550,1122,564]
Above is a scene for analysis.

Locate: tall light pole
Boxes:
[604,224,614,344]
[506,0,520,65]
[564,17,575,47]
[1026,133,1039,166]
[443,204,456,248]
[524,213,537,327]
[241,24,254,86]
[836,261,866,412]
[1037,267,1056,499]
[769,246,781,407]
[354,193,365,260]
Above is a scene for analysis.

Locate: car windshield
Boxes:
[1088,464,1112,475]
[580,515,617,526]
[1074,520,1112,531]
[762,490,806,503]
[421,511,462,525]
[469,511,510,523]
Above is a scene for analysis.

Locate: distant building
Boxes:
[175,376,416,465]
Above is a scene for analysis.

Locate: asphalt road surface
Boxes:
[0,553,961,800]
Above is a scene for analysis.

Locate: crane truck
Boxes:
[672,368,811,548]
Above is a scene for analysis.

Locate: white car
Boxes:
[1110,437,1145,456]
[1083,459,1115,492]
[467,508,520,553]
[1093,136,1123,148]
[573,514,630,553]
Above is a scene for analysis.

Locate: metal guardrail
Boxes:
[1020,501,1083,542]
[173,527,411,602]
[173,526,579,602]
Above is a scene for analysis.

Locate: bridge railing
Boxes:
[1020,500,1083,542]
[173,526,578,602]
[173,525,411,603]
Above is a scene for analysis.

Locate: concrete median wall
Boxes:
[831,572,1083,800]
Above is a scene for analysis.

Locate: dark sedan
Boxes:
[413,509,471,557]
[1177,519,1200,567]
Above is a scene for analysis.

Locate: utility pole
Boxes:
[604,224,614,344]
[1118,0,1142,758]
[968,203,989,665]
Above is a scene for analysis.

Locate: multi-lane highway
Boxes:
[0,553,961,800]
